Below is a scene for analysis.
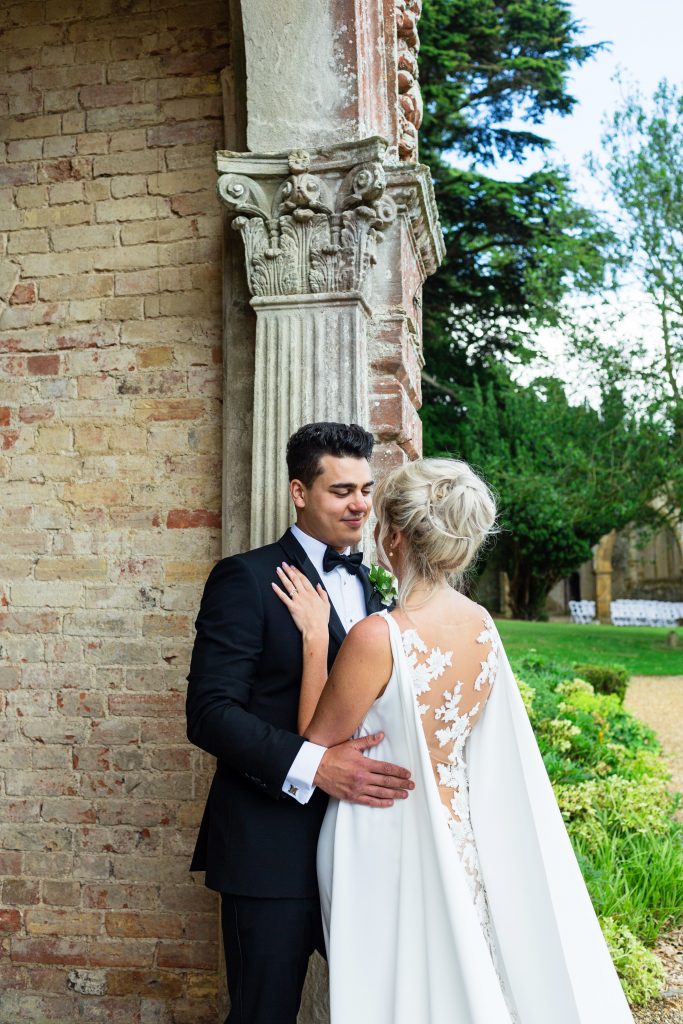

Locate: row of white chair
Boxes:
[610,599,683,628]
[569,599,683,627]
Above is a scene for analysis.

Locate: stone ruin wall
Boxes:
[1,2,229,1020]
[0,1,439,1021]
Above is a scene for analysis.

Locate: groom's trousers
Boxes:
[221,893,325,1024]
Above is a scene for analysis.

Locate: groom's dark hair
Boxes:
[287,422,374,486]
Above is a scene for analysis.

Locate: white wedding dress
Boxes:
[316,608,634,1024]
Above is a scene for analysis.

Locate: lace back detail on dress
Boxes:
[400,612,500,957]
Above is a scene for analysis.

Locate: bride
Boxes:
[273,457,634,1024]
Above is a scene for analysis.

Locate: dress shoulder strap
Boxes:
[373,607,399,634]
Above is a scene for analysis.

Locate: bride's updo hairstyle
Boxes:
[373,457,497,607]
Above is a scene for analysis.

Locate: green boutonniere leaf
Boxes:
[368,563,398,606]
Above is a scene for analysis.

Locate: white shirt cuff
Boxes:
[282,741,327,805]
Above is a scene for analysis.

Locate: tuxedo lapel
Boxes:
[277,529,347,650]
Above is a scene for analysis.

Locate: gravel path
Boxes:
[625,678,683,1022]
[625,676,683,799]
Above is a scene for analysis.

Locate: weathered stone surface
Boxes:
[2,3,442,1022]
[218,141,398,301]
[1,3,227,1019]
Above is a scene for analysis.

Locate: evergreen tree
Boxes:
[419,0,610,393]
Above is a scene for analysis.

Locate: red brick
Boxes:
[42,880,81,906]
[0,909,22,933]
[166,508,221,529]
[79,83,141,108]
[147,120,220,148]
[156,941,217,970]
[0,611,60,633]
[41,798,97,824]
[0,164,37,186]
[0,963,26,991]
[106,968,184,999]
[83,883,158,911]
[2,800,41,823]
[0,430,20,450]
[19,404,55,423]
[27,354,60,375]
[88,939,154,968]
[2,879,40,905]
[0,852,23,875]
[9,282,37,304]
[11,936,87,966]
[166,47,229,76]
[25,908,101,936]
[40,157,93,183]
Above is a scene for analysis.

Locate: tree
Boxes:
[580,79,683,549]
[423,374,662,618]
[419,0,610,395]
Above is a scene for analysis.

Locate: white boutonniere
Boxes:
[368,563,398,606]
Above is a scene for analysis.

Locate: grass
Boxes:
[496,620,683,676]
[575,828,683,946]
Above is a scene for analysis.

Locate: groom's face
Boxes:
[292,454,373,551]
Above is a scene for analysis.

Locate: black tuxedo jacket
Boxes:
[186,528,386,897]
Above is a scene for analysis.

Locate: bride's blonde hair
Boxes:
[372,457,497,607]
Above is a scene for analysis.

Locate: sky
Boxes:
[486,0,683,399]
[501,0,683,199]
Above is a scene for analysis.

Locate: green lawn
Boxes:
[495,620,683,676]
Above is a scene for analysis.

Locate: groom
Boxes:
[186,422,412,1024]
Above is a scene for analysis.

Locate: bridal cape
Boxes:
[316,610,634,1024]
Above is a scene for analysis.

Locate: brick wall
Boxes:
[0,2,230,1020]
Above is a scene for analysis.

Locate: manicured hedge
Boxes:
[514,654,683,1005]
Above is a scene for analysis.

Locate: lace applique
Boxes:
[400,613,519,1020]
[402,628,452,718]
[401,614,500,954]
[474,620,499,691]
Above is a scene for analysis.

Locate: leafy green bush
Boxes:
[555,776,676,845]
[574,663,630,703]
[599,918,666,1005]
[513,656,683,1006]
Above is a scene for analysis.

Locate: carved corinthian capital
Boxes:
[216,143,397,300]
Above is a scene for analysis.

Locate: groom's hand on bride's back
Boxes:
[314,733,414,806]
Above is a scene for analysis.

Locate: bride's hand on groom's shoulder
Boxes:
[272,563,330,639]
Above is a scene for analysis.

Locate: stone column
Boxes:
[218,0,442,552]
[215,3,443,1019]
[593,530,617,624]
[217,140,400,545]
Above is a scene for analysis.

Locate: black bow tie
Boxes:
[322,547,363,575]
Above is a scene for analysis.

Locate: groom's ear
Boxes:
[290,478,307,509]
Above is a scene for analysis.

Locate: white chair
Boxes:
[569,600,596,624]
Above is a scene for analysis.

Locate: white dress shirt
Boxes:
[282,523,368,804]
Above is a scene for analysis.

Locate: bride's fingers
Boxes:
[271,581,292,603]
[275,570,303,603]
[281,563,313,592]
[275,567,293,589]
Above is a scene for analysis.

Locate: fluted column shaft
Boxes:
[250,292,369,546]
